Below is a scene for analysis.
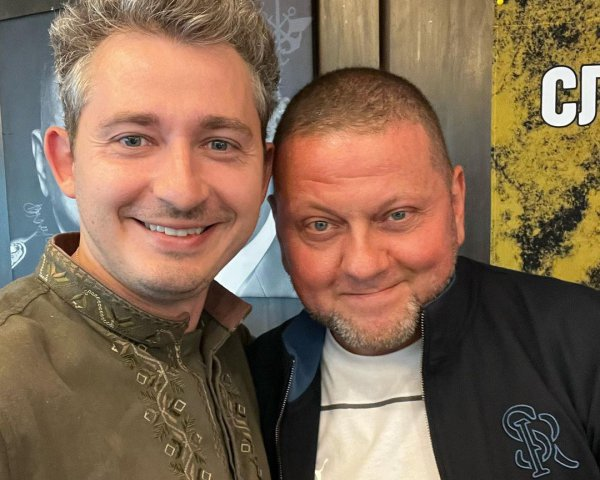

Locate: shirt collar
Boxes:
[36,233,251,347]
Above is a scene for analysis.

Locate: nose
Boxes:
[152,141,209,212]
[340,228,389,283]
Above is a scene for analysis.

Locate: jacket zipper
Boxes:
[275,358,296,480]
[420,310,443,479]
[420,310,427,419]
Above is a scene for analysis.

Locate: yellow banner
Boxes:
[491,0,600,289]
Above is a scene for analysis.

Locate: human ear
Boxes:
[43,126,76,198]
[451,165,466,247]
[31,129,49,197]
[267,193,290,274]
[262,142,274,197]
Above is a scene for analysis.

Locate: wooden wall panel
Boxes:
[385,0,493,262]
[318,0,380,73]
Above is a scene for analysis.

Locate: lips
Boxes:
[143,222,206,237]
[342,284,398,297]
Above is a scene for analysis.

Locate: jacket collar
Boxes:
[37,233,251,348]
[422,256,477,370]
[282,311,326,402]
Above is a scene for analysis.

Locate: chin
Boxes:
[310,296,421,354]
[134,275,210,301]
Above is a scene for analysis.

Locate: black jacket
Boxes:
[247,257,600,479]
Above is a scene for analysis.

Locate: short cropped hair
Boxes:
[274,67,451,177]
[49,0,279,141]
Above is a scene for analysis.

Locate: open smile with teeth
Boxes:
[144,222,206,237]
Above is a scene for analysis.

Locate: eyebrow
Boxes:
[98,112,254,138]
[98,112,160,134]
[201,115,253,138]
[292,195,415,218]
[293,200,343,219]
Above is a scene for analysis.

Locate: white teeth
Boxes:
[144,222,205,236]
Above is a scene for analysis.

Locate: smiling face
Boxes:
[44,32,271,324]
[272,122,465,355]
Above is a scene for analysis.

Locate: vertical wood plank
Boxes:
[385,0,493,263]
[318,0,380,74]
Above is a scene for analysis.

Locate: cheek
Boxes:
[391,240,438,269]
[391,224,457,274]
[77,176,137,212]
[213,167,266,213]
[232,190,264,225]
[403,228,458,289]
[282,238,337,290]
[74,159,135,201]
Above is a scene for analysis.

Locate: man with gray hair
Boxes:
[0,0,278,478]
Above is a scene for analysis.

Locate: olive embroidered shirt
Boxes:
[0,234,269,480]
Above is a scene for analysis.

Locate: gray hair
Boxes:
[274,67,452,180]
[49,0,280,141]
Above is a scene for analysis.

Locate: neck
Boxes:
[70,248,208,333]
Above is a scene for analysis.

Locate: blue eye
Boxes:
[209,139,230,151]
[119,135,145,147]
[390,211,406,221]
[312,220,329,232]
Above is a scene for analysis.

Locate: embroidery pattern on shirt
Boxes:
[111,337,214,480]
[38,244,261,478]
[38,246,188,347]
[219,370,264,478]
[174,339,263,479]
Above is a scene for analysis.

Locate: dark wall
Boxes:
[0,0,61,21]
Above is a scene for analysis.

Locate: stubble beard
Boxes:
[134,274,212,303]
[308,293,422,355]
[308,254,458,355]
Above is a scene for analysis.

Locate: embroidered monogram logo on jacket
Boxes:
[502,404,580,478]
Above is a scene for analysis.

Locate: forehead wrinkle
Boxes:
[279,141,426,181]
[286,175,424,207]
[287,165,417,189]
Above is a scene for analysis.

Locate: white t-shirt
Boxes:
[315,330,441,480]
